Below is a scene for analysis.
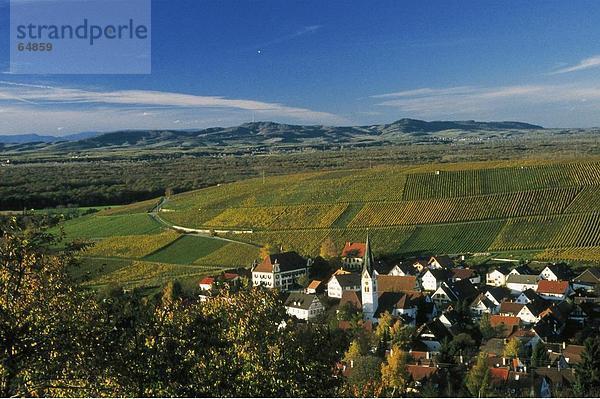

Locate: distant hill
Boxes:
[0,118,545,151]
[0,131,100,144]
[379,119,543,134]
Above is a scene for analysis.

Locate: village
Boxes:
[196,235,600,397]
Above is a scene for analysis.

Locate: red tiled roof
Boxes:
[307,280,322,290]
[564,345,584,364]
[508,328,536,339]
[452,268,476,280]
[490,367,510,384]
[490,315,521,328]
[499,302,524,315]
[407,365,438,381]
[253,252,307,273]
[342,242,366,258]
[199,277,215,285]
[537,280,569,295]
[340,290,362,310]
[378,275,418,292]
[222,272,239,280]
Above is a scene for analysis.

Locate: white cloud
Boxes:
[549,55,600,74]
[0,81,347,134]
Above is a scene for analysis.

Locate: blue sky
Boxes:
[2,0,600,134]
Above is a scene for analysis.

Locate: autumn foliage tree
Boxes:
[380,345,409,396]
[0,221,345,397]
[0,219,97,397]
[466,352,491,397]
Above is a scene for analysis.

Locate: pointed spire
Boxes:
[363,230,375,276]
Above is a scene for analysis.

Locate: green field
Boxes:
[59,213,164,239]
[60,158,600,288]
[144,235,229,264]
[61,214,259,288]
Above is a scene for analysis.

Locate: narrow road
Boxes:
[148,197,261,248]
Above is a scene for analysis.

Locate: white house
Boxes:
[539,265,570,281]
[199,276,215,291]
[432,283,458,308]
[327,272,361,298]
[572,268,600,293]
[506,274,539,294]
[252,251,312,291]
[306,280,322,294]
[470,293,497,318]
[388,264,416,276]
[515,289,542,304]
[484,287,510,309]
[516,300,549,325]
[508,265,534,276]
[341,241,366,271]
[284,293,325,321]
[420,269,449,292]
[486,267,510,287]
[374,291,430,326]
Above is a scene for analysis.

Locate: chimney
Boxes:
[426,351,431,360]
[502,357,507,366]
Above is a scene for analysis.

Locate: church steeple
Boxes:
[361,231,378,321]
[362,231,375,277]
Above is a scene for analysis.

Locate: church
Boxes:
[358,234,436,325]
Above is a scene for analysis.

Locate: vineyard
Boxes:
[84,231,181,258]
[60,158,600,289]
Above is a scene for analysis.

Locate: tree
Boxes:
[466,352,491,398]
[450,333,477,361]
[161,280,183,306]
[320,237,338,259]
[344,339,364,363]
[380,345,409,396]
[390,321,415,350]
[574,336,600,397]
[436,337,454,365]
[479,313,496,340]
[530,341,550,368]
[503,338,521,358]
[0,219,98,397]
[345,355,383,397]
[375,311,394,342]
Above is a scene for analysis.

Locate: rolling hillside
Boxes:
[62,158,600,289]
[1,118,545,153]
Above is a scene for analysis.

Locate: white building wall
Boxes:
[486,270,506,287]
